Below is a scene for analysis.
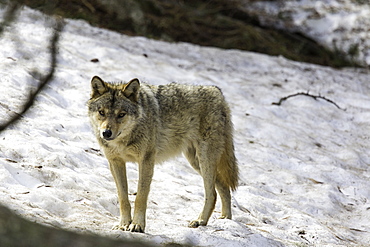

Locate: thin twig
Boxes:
[0,2,20,36]
[0,18,65,131]
[272,92,345,110]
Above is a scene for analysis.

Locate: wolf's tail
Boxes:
[217,117,239,191]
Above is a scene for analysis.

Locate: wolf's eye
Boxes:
[117,113,126,118]
[98,110,105,116]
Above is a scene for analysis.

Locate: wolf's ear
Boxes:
[123,78,140,102]
[91,76,107,98]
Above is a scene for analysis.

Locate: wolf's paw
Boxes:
[218,215,231,220]
[112,223,131,231]
[128,223,145,233]
[188,219,207,228]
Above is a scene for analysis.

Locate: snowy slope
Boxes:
[240,0,370,66]
[1,7,370,247]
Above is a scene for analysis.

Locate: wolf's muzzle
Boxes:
[102,129,112,139]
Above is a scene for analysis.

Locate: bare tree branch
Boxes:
[0,16,65,131]
[272,92,345,110]
[0,2,20,36]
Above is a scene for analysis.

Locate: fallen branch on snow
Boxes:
[272,92,345,110]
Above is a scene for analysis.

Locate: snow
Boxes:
[240,0,370,66]
[1,6,370,247]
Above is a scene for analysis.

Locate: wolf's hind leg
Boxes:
[216,177,232,219]
[184,145,200,173]
[188,168,217,227]
[188,145,218,228]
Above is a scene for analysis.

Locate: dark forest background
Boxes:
[17,0,359,68]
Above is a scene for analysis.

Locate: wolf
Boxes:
[87,76,238,233]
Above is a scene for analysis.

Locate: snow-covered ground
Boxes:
[240,0,370,66]
[1,6,370,247]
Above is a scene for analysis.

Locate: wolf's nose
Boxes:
[102,129,112,139]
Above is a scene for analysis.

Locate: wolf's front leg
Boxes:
[109,160,132,231]
[129,156,155,233]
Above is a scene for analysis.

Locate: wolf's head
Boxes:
[88,76,140,142]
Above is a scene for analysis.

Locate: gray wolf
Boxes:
[87,76,238,233]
